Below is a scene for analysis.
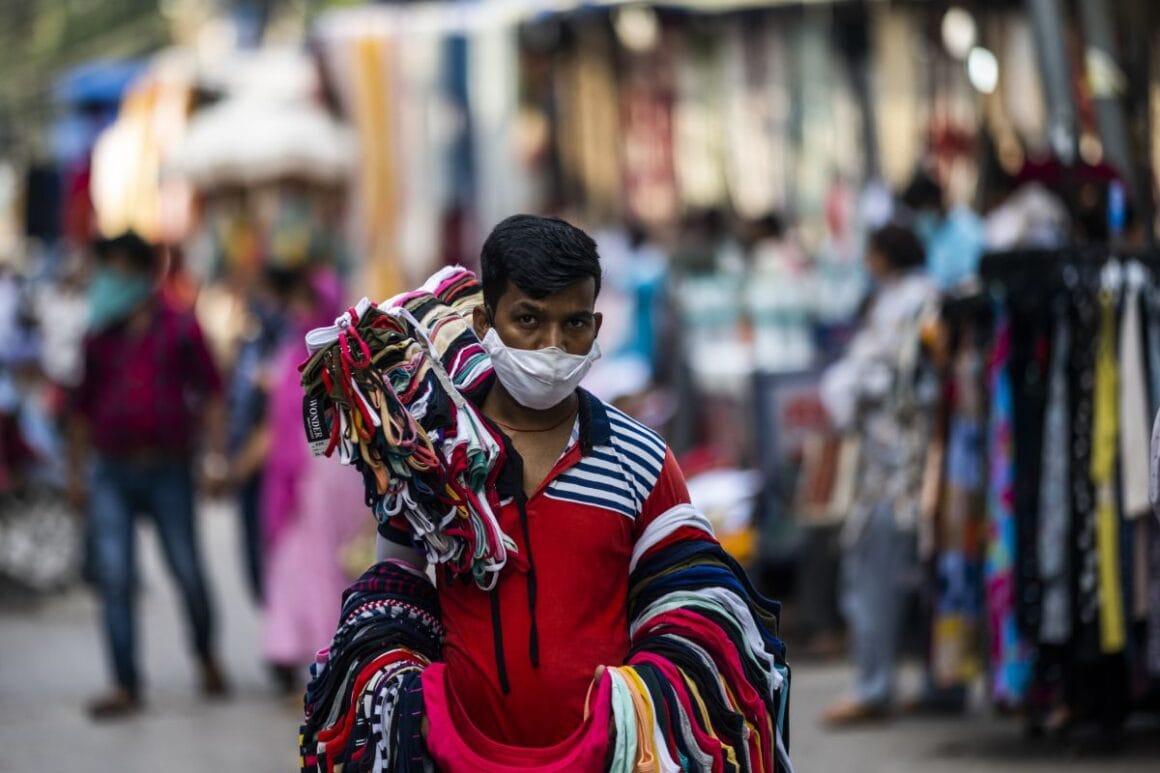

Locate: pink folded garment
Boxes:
[422,662,612,772]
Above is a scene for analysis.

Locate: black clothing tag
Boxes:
[303,394,329,456]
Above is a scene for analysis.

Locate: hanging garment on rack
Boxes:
[620,64,678,226]
[970,249,1160,720]
[931,338,986,687]
[1119,281,1152,520]
[985,312,1034,705]
[1092,294,1126,655]
[1007,296,1049,642]
[1038,304,1072,645]
[1069,285,1102,662]
[1145,287,1160,414]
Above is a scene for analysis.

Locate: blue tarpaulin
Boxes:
[53,59,145,106]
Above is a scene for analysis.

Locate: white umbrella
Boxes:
[168,97,355,188]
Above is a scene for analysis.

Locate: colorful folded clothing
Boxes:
[304,550,790,772]
[620,508,792,772]
[300,560,442,773]
[299,267,514,590]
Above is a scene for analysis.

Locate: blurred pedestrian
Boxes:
[818,224,938,726]
[223,272,290,604]
[255,267,367,693]
[67,232,229,719]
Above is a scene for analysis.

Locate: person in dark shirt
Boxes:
[68,232,229,719]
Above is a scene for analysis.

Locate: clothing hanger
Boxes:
[1124,259,1148,293]
[1100,257,1124,298]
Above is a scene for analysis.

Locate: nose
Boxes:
[543,324,565,351]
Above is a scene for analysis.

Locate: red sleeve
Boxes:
[633,447,691,541]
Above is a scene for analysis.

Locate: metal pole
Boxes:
[1026,0,1077,164]
[1076,0,1138,196]
[1119,0,1156,243]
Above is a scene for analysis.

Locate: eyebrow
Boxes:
[508,299,547,313]
[506,301,594,319]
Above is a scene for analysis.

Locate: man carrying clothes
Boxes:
[303,215,790,771]
[68,232,229,719]
[376,215,694,747]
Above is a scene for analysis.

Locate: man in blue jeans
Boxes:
[68,232,229,719]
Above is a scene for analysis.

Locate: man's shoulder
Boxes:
[542,394,680,521]
[582,393,669,488]
[600,402,666,458]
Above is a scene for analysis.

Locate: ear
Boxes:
[472,304,491,339]
[592,311,603,338]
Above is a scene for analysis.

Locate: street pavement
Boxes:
[2,502,1158,772]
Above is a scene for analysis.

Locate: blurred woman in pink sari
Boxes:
[255,268,370,691]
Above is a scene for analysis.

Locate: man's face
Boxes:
[474,278,602,354]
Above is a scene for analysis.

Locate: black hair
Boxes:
[264,266,310,300]
[868,223,926,271]
[93,231,155,273]
[901,170,943,213]
[480,214,602,311]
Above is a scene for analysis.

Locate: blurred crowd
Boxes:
[0,146,1139,717]
[0,6,1158,764]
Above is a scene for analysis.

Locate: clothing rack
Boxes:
[980,246,1160,282]
[926,246,1160,737]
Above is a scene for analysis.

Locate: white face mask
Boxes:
[481,328,602,410]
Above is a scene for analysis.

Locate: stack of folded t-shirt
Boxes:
[300,560,442,773]
[617,503,791,772]
[299,267,514,590]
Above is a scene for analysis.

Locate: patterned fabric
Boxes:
[820,272,938,544]
[931,338,986,687]
[300,531,793,773]
[985,312,1034,705]
[1007,302,1048,643]
[1038,305,1072,645]
[1069,287,1101,661]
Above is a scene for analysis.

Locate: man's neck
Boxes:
[482,382,579,432]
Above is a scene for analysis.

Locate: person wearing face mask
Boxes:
[67,231,230,719]
[902,171,986,292]
[374,215,698,750]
